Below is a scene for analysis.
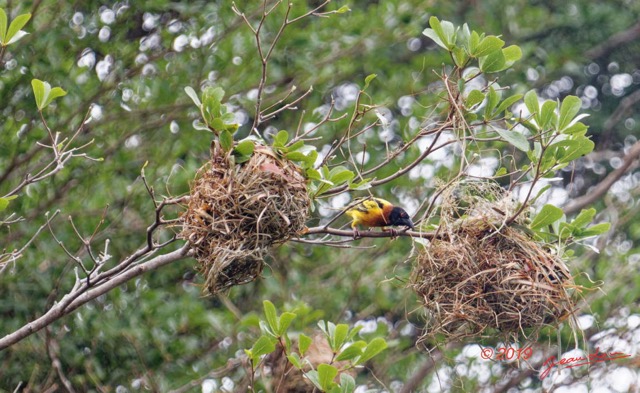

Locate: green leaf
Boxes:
[473,35,504,57]
[263,300,279,335]
[495,167,507,176]
[287,140,305,151]
[539,100,558,129]
[43,87,67,108]
[6,13,30,43]
[0,198,9,212]
[0,8,7,42]
[299,333,312,356]
[484,87,500,119]
[329,167,355,185]
[336,5,351,13]
[204,86,225,104]
[452,47,468,67]
[356,337,387,365]
[234,140,255,156]
[306,371,322,390]
[495,94,523,116]
[277,312,296,336]
[572,208,596,229]
[422,28,446,49]
[524,90,539,121]
[348,178,373,191]
[530,204,564,230]
[251,335,276,357]
[285,151,309,161]
[479,49,506,73]
[558,95,582,131]
[468,30,481,53]
[425,17,456,50]
[363,74,377,89]
[31,79,47,110]
[287,353,302,369]
[274,130,289,147]
[493,126,529,152]
[340,374,356,393]
[554,138,594,163]
[219,130,233,152]
[306,168,322,180]
[502,45,522,65]
[335,342,365,361]
[184,86,201,107]
[465,90,485,109]
[580,222,611,237]
[332,324,349,351]
[318,364,338,391]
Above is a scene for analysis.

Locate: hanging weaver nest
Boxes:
[180,142,310,294]
[410,180,576,341]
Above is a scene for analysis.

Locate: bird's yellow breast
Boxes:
[346,198,393,228]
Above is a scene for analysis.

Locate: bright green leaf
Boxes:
[31,79,47,110]
[495,167,507,176]
[299,333,312,356]
[263,300,279,335]
[356,337,387,365]
[524,90,539,121]
[306,370,322,390]
[580,222,611,237]
[0,8,7,42]
[364,73,377,89]
[422,27,446,49]
[452,47,468,67]
[558,96,582,131]
[530,204,564,230]
[277,312,296,336]
[465,89,485,109]
[502,45,522,65]
[234,140,255,156]
[332,324,349,351]
[335,343,364,362]
[219,130,233,152]
[318,364,338,391]
[572,208,596,229]
[340,374,356,393]
[43,86,67,108]
[484,87,500,119]
[287,353,302,369]
[0,198,9,212]
[473,35,504,57]
[251,335,276,357]
[274,130,289,147]
[495,94,523,116]
[493,126,529,152]
[184,86,201,107]
[6,13,30,43]
[336,5,351,13]
[479,49,506,73]
[539,100,558,129]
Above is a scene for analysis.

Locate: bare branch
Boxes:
[0,244,190,351]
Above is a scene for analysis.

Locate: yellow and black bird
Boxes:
[345,197,414,237]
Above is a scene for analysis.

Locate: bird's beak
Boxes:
[403,218,414,229]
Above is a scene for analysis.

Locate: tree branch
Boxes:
[564,140,640,215]
[0,244,190,351]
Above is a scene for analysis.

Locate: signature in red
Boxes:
[540,347,631,380]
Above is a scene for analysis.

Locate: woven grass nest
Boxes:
[181,142,310,294]
[411,181,576,341]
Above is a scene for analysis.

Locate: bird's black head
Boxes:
[389,207,414,228]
